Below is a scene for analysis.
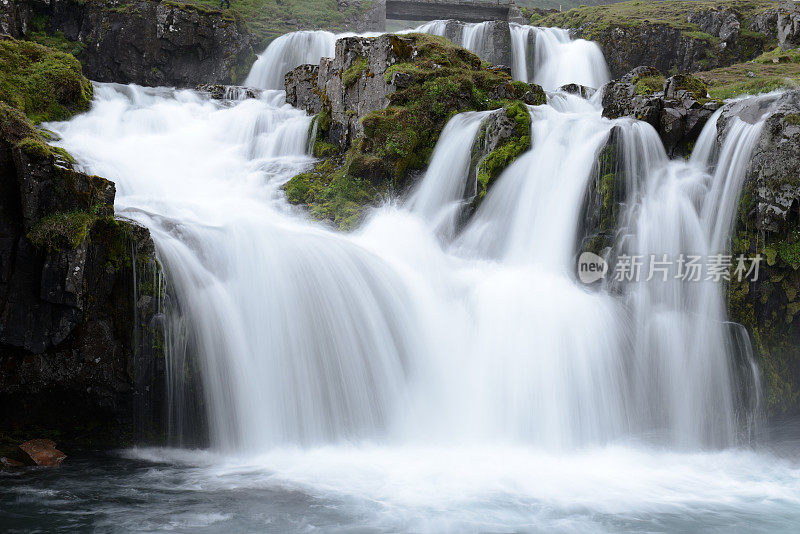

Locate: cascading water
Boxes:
[245,21,609,92]
[31,26,800,534]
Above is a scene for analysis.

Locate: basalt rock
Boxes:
[16,0,256,87]
[724,90,800,416]
[601,67,721,157]
[0,106,165,453]
[779,0,800,51]
[196,84,261,101]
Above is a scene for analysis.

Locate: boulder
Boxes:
[196,84,261,101]
[601,67,721,157]
[558,84,596,99]
[18,439,66,467]
[779,0,800,51]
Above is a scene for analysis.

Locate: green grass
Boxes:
[0,37,93,124]
[694,47,800,99]
[539,0,777,35]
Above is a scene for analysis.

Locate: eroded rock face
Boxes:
[724,91,800,416]
[601,67,721,157]
[779,0,800,51]
[0,112,164,451]
[21,0,256,87]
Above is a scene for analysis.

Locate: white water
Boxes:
[41,27,800,532]
[245,22,608,91]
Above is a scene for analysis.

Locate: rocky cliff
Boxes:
[725,90,800,416]
[779,0,800,50]
[540,1,779,78]
[0,38,163,456]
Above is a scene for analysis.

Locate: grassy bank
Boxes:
[695,47,800,99]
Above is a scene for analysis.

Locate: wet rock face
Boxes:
[779,0,800,51]
[724,91,800,416]
[0,118,164,451]
[27,0,255,87]
[601,67,721,157]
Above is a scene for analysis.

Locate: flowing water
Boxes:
[2,26,800,534]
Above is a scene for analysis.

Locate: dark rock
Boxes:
[0,456,25,469]
[724,91,800,416]
[688,7,740,47]
[21,0,256,87]
[17,438,66,467]
[196,84,261,101]
[779,0,800,51]
[0,110,165,452]
[558,83,596,99]
[284,65,322,113]
[601,67,721,157]
[750,8,779,42]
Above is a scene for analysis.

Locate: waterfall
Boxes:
[244,22,608,92]
[408,110,493,239]
[46,23,777,454]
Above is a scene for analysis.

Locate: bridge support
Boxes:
[384,0,522,24]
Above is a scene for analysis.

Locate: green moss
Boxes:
[27,211,94,251]
[343,56,369,87]
[0,36,93,124]
[313,140,338,158]
[475,102,532,202]
[634,74,665,95]
[785,113,800,126]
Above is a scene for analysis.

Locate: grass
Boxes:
[694,47,800,99]
[539,0,777,35]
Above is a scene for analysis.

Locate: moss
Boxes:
[0,36,93,124]
[785,113,800,126]
[343,56,369,87]
[475,102,532,202]
[27,210,94,251]
[286,33,541,230]
[634,74,665,95]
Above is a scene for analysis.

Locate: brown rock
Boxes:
[0,456,25,469]
[18,439,66,467]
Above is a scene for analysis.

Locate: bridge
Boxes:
[382,0,523,24]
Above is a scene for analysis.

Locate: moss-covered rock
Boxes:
[284,33,546,229]
[724,91,800,416]
[0,36,92,124]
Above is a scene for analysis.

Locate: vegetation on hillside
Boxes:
[538,0,777,33]
[694,47,800,98]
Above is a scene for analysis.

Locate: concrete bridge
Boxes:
[383,0,523,24]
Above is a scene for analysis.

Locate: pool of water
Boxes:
[3,423,800,533]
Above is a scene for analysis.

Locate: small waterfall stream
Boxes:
[37,25,800,534]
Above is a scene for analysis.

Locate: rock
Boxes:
[558,84,596,99]
[18,439,66,467]
[688,8,740,47]
[601,67,721,157]
[196,84,261,101]
[0,106,165,453]
[23,0,256,87]
[750,8,779,42]
[779,0,800,51]
[0,456,25,469]
[284,65,323,114]
[723,91,800,416]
